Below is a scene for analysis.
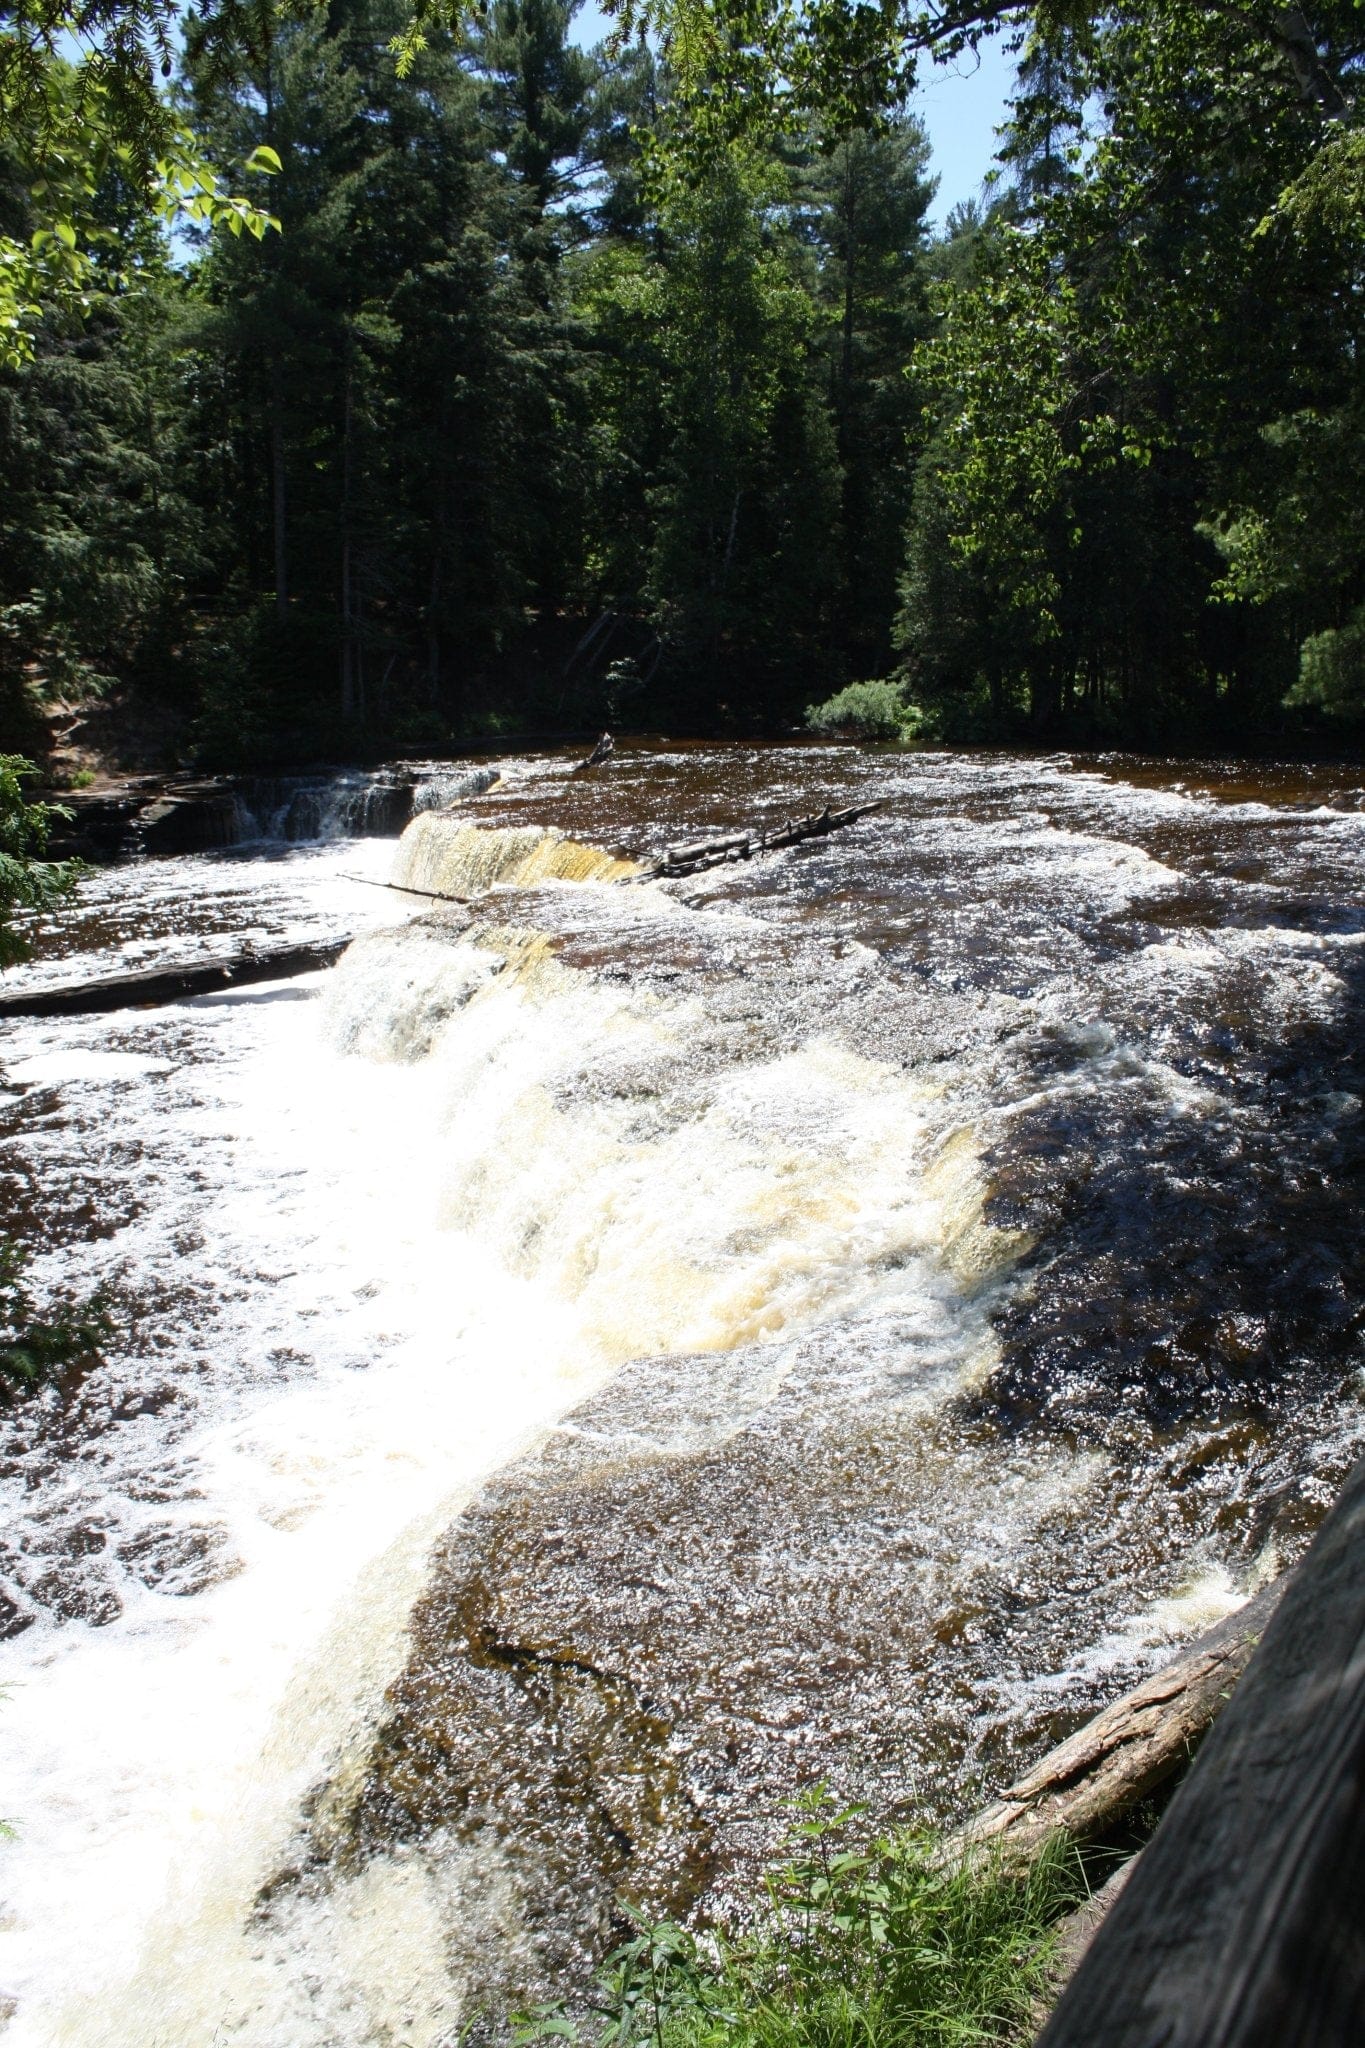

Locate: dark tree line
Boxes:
[0,0,1361,761]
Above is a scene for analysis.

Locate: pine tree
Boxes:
[798,112,935,677]
[0,144,192,743]
[178,0,599,749]
[641,142,842,720]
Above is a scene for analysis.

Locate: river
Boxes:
[0,743,1361,2044]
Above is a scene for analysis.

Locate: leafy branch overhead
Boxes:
[0,0,281,362]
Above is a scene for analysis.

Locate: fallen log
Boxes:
[958,1579,1285,1861]
[1037,1454,1365,2047]
[0,935,352,1018]
[643,797,890,879]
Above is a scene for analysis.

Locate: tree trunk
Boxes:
[643,798,890,879]
[720,488,742,590]
[270,357,289,619]
[0,938,352,1018]
[427,529,444,703]
[341,345,358,722]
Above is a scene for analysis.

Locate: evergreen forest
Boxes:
[2,0,1362,763]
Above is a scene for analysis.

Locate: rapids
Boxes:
[0,744,1361,2044]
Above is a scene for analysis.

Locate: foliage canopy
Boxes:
[0,0,1361,746]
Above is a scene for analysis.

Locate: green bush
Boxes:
[804,679,926,741]
[0,754,82,970]
[517,1790,1084,2048]
[1288,607,1365,720]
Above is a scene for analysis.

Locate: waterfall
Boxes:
[0,840,996,2048]
[4,746,1362,2048]
[236,772,415,844]
[390,815,639,894]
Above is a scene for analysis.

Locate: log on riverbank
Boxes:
[641,798,890,879]
[1037,1452,1365,2046]
[960,1580,1285,1860]
[0,936,352,1018]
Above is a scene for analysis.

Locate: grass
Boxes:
[516,1790,1085,2048]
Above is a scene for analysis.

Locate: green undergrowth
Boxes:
[516,1791,1085,2048]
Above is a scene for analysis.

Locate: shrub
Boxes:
[804,679,926,741]
[1288,607,1365,720]
[0,753,82,969]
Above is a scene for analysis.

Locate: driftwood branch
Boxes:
[342,872,472,906]
[958,1581,1285,1861]
[0,936,352,1018]
[642,798,890,879]
[571,732,615,776]
[1038,1453,1365,2047]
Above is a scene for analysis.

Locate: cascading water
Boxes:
[0,745,1361,2044]
[233,769,418,845]
[231,762,507,846]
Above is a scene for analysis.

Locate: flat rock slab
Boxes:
[249,1330,1304,2030]
[0,937,351,1017]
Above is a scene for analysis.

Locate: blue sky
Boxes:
[568,2,1017,227]
[913,33,1017,223]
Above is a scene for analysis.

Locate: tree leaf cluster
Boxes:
[2,0,939,750]
[895,0,1365,736]
[0,753,81,969]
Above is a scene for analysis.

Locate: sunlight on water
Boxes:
[0,750,1361,2045]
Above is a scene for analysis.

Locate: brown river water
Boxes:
[0,742,1362,2043]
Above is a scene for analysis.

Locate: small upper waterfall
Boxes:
[390,814,640,895]
[235,770,416,844]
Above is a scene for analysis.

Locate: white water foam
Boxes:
[0,856,982,2046]
[0,970,604,2044]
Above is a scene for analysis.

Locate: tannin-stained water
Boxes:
[0,745,1362,2044]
